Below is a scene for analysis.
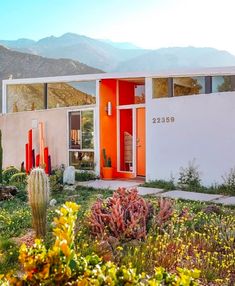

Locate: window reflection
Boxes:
[48,81,96,108]
[7,84,45,113]
[173,77,205,96]
[212,76,235,93]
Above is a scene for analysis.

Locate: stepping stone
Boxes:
[160,190,224,202]
[137,187,165,196]
[213,196,235,205]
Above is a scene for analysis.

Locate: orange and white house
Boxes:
[1,67,235,185]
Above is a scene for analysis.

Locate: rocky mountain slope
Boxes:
[0,45,102,111]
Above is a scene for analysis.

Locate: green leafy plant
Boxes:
[9,172,27,186]
[27,168,50,238]
[102,148,111,167]
[221,167,235,195]
[178,159,201,191]
[49,167,63,193]
[75,171,99,182]
[2,166,20,184]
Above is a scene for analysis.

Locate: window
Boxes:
[212,76,235,93]
[152,78,169,98]
[69,110,94,170]
[173,77,205,96]
[48,81,96,109]
[7,84,45,113]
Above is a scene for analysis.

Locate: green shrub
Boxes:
[75,171,98,182]
[2,166,20,184]
[221,167,235,195]
[50,168,63,193]
[178,160,201,191]
[9,172,27,185]
[143,179,175,190]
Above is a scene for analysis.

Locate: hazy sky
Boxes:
[1,0,235,54]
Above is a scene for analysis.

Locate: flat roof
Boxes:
[3,66,235,85]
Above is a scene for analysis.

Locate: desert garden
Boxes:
[0,161,234,285]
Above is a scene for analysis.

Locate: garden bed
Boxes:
[0,186,235,285]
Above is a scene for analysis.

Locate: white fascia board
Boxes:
[3,66,235,86]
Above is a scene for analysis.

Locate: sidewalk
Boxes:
[76,180,235,206]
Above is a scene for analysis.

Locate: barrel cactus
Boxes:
[27,168,50,238]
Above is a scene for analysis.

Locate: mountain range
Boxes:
[1,33,235,72]
[0,44,102,111]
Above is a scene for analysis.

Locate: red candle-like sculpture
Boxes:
[28,129,33,171]
[25,122,51,174]
[36,154,40,167]
[25,143,29,173]
[44,147,49,174]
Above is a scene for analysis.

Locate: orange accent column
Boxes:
[136,108,146,176]
[99,79,117,177]
[39,122,45,166]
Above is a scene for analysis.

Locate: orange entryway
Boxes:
[136,107,146,176]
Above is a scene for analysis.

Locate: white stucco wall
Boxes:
[146,90,235,185]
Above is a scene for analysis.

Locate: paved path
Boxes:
[76,180,235,206]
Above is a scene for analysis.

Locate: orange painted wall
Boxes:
[99,79,118,176]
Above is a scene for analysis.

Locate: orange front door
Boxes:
[136,108,146,176]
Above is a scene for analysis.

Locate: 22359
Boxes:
[152,116,175,124]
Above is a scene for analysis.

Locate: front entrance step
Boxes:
[77,180,141,190]
[160,190,224,202]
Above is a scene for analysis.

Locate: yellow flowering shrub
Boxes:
[0,201,200,286]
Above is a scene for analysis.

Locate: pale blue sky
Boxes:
[0,0,234,53]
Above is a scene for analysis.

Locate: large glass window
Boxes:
[212,76,235,93]
[152,78,168,98]
[7,84,45,113]
[69,110,94,170]
[48,81,96,109]
[69,151,94,170]
[173,77,205,96]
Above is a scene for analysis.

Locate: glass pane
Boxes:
[135,85,145,103]
[7,84,44,113]
[70,112,81,149]
[69,151,94,170]
[152,78,168,98]
[173,77,205,96]
[119,109,133,172]
[212,76,235,92]
[82,110,94,149]
[48,81,96,108]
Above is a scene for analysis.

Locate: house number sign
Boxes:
[152,116,175,124]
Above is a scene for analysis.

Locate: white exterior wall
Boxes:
[146,90,235,185]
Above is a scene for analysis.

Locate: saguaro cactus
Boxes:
[27,168,50,238]
[0,130,2,184]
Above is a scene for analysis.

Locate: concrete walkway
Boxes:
[76,180,235,206]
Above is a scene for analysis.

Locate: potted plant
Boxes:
[102,149,113,180]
